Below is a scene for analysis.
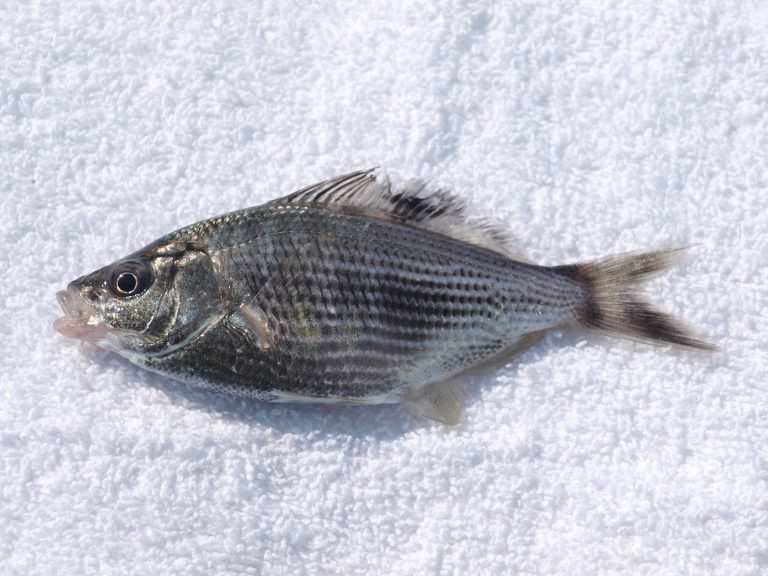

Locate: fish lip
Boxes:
[54,286,108,342]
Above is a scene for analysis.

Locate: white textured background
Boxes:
[2,1,767,574]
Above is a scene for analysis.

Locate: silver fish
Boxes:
[55,170,716,424]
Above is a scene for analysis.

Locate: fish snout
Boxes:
[54,284,108,342]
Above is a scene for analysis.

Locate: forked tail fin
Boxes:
[557,248,717,351]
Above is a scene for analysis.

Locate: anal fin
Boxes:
[401,330,545,425]
[402,380,467,426]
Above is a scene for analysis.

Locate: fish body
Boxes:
[55,170,715,424]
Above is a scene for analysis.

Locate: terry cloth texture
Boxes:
[1,1,766,575]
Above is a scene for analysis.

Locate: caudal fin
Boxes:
[558,248,717,351]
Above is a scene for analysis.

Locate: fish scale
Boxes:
[55,169,716,424]
[193,207,573,399]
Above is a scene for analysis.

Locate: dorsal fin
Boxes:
[272,169,524,259]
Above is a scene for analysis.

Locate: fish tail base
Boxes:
[556,248,717,351]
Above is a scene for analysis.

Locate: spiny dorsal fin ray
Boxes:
[273,169,525,260]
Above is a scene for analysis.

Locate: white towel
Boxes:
[1,1,765,574]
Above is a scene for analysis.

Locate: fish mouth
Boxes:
[54,286,109,342]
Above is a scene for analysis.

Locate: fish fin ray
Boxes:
[401,331,544,425]
[273,169,527,260]
[402,380,467,426]
[228,302,274,350]
[556,247,718,351]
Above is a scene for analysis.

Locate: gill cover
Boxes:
[132,241,223,356]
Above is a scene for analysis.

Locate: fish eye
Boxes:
[116,272,138,294]
[109,260,153,297]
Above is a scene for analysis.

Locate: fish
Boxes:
[55,169,716,424]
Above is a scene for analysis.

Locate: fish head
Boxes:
[55,240,222,357]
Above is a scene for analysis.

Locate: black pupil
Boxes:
[116,272,138,294]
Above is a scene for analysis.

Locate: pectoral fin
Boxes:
[228,302,274,350]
